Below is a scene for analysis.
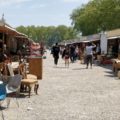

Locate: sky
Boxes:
[0,0,89,28]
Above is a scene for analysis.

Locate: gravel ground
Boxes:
[1,51,120,120]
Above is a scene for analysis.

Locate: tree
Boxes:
[70,0,120,35]
[16,25,76,46]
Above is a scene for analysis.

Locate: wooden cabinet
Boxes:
[29,57,43,79]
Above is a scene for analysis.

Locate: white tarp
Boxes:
[100,32,107,54]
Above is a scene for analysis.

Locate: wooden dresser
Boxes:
[29,57,43,79]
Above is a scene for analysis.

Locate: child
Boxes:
[62,47,70,67]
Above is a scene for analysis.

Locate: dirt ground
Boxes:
[1,51,120,120]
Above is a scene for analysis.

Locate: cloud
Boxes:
[0,0,31,6]
[30,4,47,9]
[63,0,89,3]
[63,0,80,2]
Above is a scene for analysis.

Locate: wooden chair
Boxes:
[0,63,4,80]
[0,62,3,69]
[0,62,12,84]
[18,63,39,97]
[18,63,37,80]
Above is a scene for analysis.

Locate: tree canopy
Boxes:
[70,0,120,36]
[16,25,76,46]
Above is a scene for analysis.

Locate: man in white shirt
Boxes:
[85,42,96,69]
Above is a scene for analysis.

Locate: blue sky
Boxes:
[0,0,89,27]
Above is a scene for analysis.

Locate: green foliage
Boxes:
[70,0,120,35]
[16,25,76,46]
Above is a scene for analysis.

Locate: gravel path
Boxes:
[1,51,120,120]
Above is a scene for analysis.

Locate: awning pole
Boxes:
[2,32,4,53]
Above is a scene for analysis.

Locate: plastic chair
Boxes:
[0,82,6,101]
[6,74,22,107]
[0,83,6,120]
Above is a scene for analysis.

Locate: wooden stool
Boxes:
[21,79,39,97]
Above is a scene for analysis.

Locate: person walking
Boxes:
[85,42,96,69]
[62,46,70,67]
[70,45,75,63]
[52,43,60,67]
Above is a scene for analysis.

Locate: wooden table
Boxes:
[112,59,120,74]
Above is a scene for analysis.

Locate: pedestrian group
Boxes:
[51,42,99,69]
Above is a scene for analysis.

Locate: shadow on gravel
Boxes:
[19,93,32,98]
[72,68,86,70]
[0,106,6,110]
[54,66,67,69]
[104,70,116,78]
[104,74,115,77]
[96,64,112,70]
[105,71,113,74]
